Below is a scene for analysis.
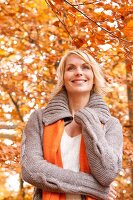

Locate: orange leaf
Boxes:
[52,0,64,4]
[79,21,88,27]
[127,19,133,27]
[53,20,60,27]
[72,38,86,48]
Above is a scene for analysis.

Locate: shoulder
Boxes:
[25,108,46,127]
[29,108,45,119]
[24,108,46,134]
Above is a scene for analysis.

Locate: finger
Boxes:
[108,192,117,200]
[108,190,117,199]
[110,194,117,199]
[108,195,117,200]
[110,185,117,193]
[110,188,117,196]
[108,198,115,200]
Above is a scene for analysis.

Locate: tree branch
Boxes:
[71,1,96,6]
[0,84,24,122]
[64,0,133,44]
[45,0,74,40]
[8,93,24,122]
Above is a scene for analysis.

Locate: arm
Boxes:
[74,108,123,186]
[21,109,109,199]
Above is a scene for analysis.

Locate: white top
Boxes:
[61,130,82,200]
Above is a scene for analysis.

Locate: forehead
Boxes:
[65,53,88,65]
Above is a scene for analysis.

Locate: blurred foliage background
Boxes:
[0,0,133,199]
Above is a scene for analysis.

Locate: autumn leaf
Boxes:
[72,38,86,48]
[52,0,64,4]
[0,0,133,199]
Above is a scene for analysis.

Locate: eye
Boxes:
[66,65,75,71]
[82,64,91,70]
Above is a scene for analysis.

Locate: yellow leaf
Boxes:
[0,50,8,56]
[34,0,47,10]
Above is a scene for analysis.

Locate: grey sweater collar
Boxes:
[42,90,111,125]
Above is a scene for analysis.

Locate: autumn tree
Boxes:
[0,0,132,199]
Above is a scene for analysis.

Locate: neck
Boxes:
[67,92,90,116]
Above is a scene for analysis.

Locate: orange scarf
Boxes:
[43,120,95,200]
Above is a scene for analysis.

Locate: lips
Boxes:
[71,79,87,83]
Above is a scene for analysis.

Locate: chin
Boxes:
[68,89,91,95]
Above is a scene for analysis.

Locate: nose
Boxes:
[75,67,83,76]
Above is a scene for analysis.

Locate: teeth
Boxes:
[72,80,86,82]
[72,80,86,83]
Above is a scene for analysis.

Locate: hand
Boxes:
[74,108,103,140]
[107,184,117,200]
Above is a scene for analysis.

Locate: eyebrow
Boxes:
[66,62,87,66]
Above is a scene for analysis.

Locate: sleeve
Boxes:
[74,108,123,186]
[21,109,109,200]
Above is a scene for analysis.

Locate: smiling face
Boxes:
[64,54,94,96]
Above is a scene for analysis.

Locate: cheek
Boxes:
[87,71,94,80]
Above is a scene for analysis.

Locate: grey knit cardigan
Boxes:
[21,90,123,200]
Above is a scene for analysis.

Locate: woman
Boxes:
[21,50,123,200]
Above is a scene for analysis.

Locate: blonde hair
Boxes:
[50,49,108,99]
